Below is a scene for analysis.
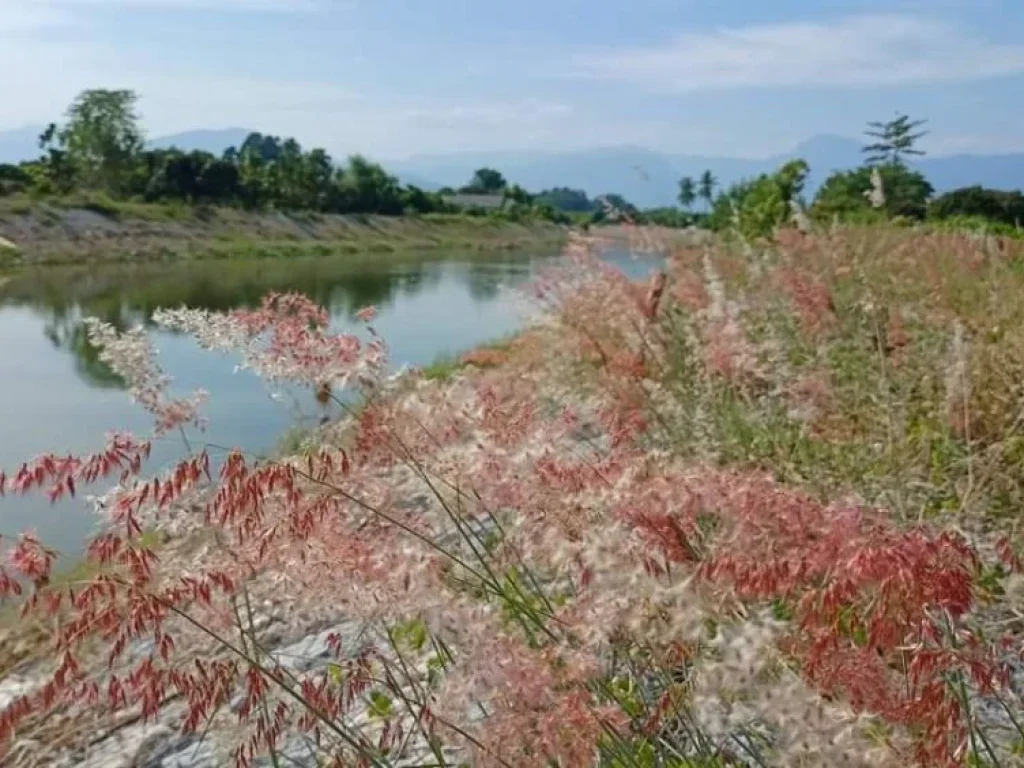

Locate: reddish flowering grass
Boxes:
[1,230,1023,767]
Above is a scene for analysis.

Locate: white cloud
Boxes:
[570,14,1024,92]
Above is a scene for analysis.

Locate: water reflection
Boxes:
[45,317,127,389]
[0,251,538,390]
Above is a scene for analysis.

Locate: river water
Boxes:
[0,247,660,557]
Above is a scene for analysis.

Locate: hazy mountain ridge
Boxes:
[2,125,1021,208]
[389,137,1024,208]
[0,125,255,163]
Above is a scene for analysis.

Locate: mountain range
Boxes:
[2,125,1021,209]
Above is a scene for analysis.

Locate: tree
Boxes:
[502,184,532,207]
[677,176,697,211]
[461,168,507,194]
[402,185,440,214]
[863,113,927,167]
[58,89,145,192]
[35,123,78,194]
[535,187,593,212]
[708,160,811,239]
[929,186,1024,228]
[602,193,636,212]
[198,158,241,201]
[812,164,933,220]
[0,163,31,196]
[698,170,717,212]
[339,155,403,215]
[773,159,810,204]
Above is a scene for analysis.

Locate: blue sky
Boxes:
[1,0,1023,160]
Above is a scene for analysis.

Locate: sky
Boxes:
[1,0,1023,161]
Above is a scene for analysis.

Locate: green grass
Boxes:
[420,354,464,382]
[420,335,520,381]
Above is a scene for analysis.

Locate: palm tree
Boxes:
[677,176,697,211]
[698,170,717,213]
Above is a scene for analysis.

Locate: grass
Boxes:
[8,223,1024,766]
[0,529,163,633]
[420,335,520,381]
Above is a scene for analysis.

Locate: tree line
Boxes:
[675,114,1024,239]
[2,92,1018,235]
[0,90,573,223]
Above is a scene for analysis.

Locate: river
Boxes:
[0,246,660,559]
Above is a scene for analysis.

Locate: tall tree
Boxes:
[698,170,717,212]
[863,113,928,167]
[677,176,697,211]
[462,168,507,194]
[58,89,145,192]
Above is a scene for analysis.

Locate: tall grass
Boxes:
[1,226,1022,766]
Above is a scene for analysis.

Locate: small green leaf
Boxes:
[368,690,393,719]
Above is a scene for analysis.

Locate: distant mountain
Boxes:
[0,125,256,163]
[390,136,1024,208]
[148,127,254,155]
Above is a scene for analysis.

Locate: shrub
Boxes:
[709,159,808,239]
[813,165,933,221]
[930,186,1024,229]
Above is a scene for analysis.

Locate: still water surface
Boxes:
[0,248,659,558]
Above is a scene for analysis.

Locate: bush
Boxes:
[929,186,1024,228]
[709,159,808,239]
[0,164,31,197]
[812,164,933,221]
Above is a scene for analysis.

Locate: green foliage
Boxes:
[367,690,393,719]
[813,164,934,220]
[677,176,697,210]
[142,150,240,202]
[502,183,532,207]
[708,159,808,239]
[534,186,594,212]
[637,207,697,228]
[10,90,466,219]
[863,113,928,167]
[929,186,1024,228]
[698,169,717,211]
[929,216,1024,240]
[0,164,31,196]
[593,193,639,223]
[56,89,145,193]
[460,167,507,194]
[773,159,810,203]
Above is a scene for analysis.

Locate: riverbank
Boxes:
[0,196,568,266]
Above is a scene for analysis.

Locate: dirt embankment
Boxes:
[0,201,568,265]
